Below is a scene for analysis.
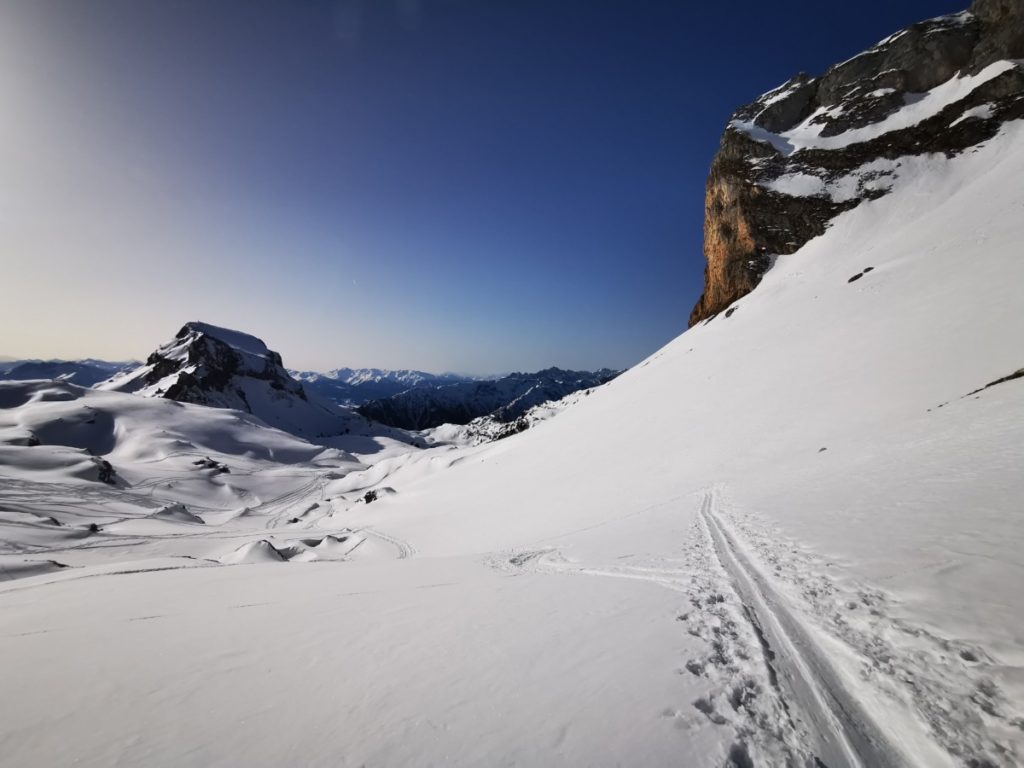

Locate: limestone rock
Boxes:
[690,1,1024,326]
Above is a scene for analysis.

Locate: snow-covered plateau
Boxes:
[2,12,1024,768]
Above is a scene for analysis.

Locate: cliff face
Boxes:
[690,0,1024,326]
[102,322,307,406]
[98,322,358,438]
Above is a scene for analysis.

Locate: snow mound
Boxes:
[148,504,205,525]
[219,540,287,564]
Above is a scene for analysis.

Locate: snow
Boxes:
[98,323,420,447]
[764,156,901,203]
[290,367,486,407]
[185,321,270,359]
[951,103,995,126]
[1,121,1023,765]
[763,172,828,197]
[734,60,1020,156]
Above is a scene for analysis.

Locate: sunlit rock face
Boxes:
[690,0,1024,326]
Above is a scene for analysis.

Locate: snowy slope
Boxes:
[422,387,599,447]
[332,120,1024,766]
[1,118,1022,767]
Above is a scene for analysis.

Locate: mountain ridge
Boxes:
[290,367,484,407]
[357,367,620,430]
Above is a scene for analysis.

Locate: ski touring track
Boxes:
[497,487,1021,768]
[698,490,901,768]
[358,526,416,559]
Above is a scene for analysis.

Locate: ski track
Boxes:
[359,526,416,559]
[708,488,1024,768]
[497,488,1023,768]
[699,491,901,768]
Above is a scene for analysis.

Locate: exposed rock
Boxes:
[93,457,116,484]
[97,322,363,439]
[690,0,1024,325]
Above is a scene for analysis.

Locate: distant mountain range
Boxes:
[357,367,620,430]
[3,337,618,439]
[290,368,484,407]
[0,359,136,387]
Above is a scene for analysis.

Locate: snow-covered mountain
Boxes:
[691,0,1024,324]
[423,387,596,447]
[1,3,1023,767]
[0,359,135,387]
[290,367,479,406]
[357,367,619,430]
[98,322,410,442]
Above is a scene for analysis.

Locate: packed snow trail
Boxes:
[698,491,903,768]
[709,490,1024,768]
[497,486,1022,768]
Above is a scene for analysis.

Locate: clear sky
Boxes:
[0,0,964,373]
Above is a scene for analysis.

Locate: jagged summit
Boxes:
[690,0,1024,325]
[100,321,302,399]
[182,322,275,364]
[98,322,353,438]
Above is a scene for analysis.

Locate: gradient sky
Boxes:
[0,0,964,373]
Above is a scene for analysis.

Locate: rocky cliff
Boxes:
[690,0,1024,325]
[98,322,360,439]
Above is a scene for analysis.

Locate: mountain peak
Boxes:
[96,323,361,438]
[178,322,272,361]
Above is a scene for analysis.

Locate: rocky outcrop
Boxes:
[102,322,306,405]
[690,0,1024,326]
[99,322,357,439]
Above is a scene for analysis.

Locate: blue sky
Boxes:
[0,0,963,373]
